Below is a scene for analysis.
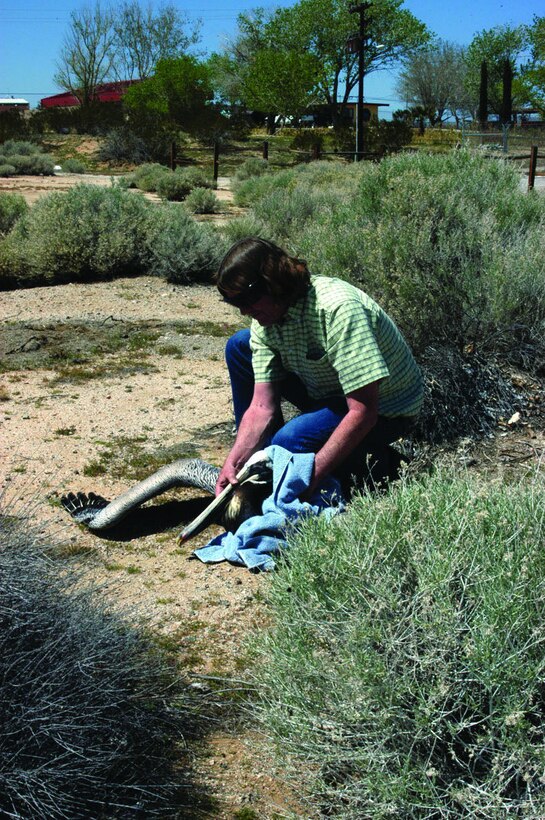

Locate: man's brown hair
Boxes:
[215,237,310,303]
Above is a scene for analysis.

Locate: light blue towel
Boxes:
[192,445,345,571]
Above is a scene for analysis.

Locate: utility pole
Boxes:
[348,2,371,160]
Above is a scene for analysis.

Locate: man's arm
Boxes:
[215,381,280,496]
[309,381,380,496]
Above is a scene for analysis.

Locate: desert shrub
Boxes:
[251,185,336,243]
[0,141,55,175]
[156,167,193,201]
[144,203,227,283]
[177,166,214,189]
[0,192,28,235]
[0,184,152,286]
[233,167,297,207]
[97,128,151,165]
[414,346,520,443]
[6,152,55,175]
[0,164,16,177]
[220,214,273,245]
[62,157,86,173]
[255,469,545,818]
[233,157,271,182]
[184,187,220,214]
[0,510,196,818]
[2,139,41,156]
[293,151,545,362]
[131,162,170,192]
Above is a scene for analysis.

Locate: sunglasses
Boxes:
[220,279,267,308]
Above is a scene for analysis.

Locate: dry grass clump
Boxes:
[0,507,202,818]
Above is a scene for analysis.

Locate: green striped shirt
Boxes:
[250,275,423,417]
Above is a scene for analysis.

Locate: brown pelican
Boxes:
[61,451,273,542]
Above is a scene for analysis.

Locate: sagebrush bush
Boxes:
[255,469,545,818]
[0,183,225,289]
[97,128,151,165]
[144,202,227,283]
[0,140,55,175]
[220,214,273,245]
[131,162,170,192]
[0,192,28,235]
[156,167,193,201]
[289,152,545,365]
[157,168,215,202]
[0,163,16,177]
[233,157,271,182]
[177,166,214,189]
[251,183,344,244]
[0,510,196,818]
[62,157,86,173]
[184,186,220,214]
[2,139,41,156]
[0,184,151,286]
[233,167,297,208]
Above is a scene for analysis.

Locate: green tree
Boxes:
[465,25,529,118]
[241,49,321,125]
[112,1,201,81]
[397,39,469,127]
[519,16,545,114]
[213,0,429,129]
[207,9,275,114]
[123,56,219,137]
[54,2,116,109]
[267,0,430,127]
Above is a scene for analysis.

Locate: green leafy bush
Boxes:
[184,186,220,214]
[0,164,16,177]
[255,469,545,818]
[0,192,28,235]
[144,203,226,283]
[290,128,326,152]
[62,157,86,173]
[0,509,195,817]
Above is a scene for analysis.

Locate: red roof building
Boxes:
[40,80,139,109]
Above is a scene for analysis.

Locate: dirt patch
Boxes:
[0,171,236,212]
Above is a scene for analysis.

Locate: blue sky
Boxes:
[0,0,540,113]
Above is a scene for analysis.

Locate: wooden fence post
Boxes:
[213,141,219,184]
[311,142,321,161]
[263,140,269,160]
[169,141,176,170]
[528,145,538,191]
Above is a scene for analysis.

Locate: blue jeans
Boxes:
[225,329,413,493]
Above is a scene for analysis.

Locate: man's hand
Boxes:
[215,382,280,497]
[215,457,243,496]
